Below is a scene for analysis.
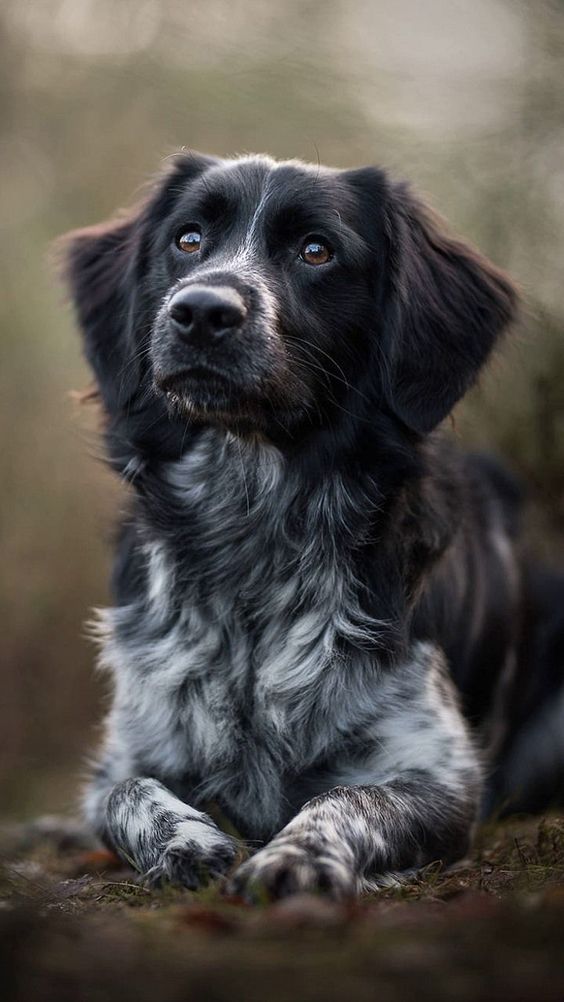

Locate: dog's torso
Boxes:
[96,427,511,838]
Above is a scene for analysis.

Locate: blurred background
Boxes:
[1,0,563,818]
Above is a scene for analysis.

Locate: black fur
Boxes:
[60,152,564,899]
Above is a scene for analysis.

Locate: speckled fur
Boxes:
[84,430,481,895]
[60,152,562,900]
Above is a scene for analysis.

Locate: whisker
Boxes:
[283,335,373,406]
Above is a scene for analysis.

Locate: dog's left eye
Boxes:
[176,228,202,253]
[300,239,333,266]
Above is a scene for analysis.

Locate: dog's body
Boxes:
[63,153,564,897]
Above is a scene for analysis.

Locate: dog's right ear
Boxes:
[60,151,220,414]
[62,212,143,412]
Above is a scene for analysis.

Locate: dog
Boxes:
[61,152,564,899]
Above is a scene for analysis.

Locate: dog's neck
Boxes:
[145,424,385,538]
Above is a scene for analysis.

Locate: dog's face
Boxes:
[148,156,387,434]
[63,153,517,444]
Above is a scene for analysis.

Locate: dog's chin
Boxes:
[156,369,270,432]
[155,369,310,438]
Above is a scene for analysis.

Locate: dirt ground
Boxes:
[1,815,563,1002]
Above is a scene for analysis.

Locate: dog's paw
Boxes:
[227,840,357,902]
[143,821,239,890]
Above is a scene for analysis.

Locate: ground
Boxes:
[1,815,563,1002]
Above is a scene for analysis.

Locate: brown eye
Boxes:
[176,228,202,253]
[300,239,332,266]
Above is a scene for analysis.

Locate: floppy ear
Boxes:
[62,212,143,412]
[381,182,518,434]
[60,151,220,415]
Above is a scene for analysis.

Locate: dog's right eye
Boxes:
[299,238,333,266]
[176,228,202,253]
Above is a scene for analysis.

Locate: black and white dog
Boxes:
[62,152,564,899]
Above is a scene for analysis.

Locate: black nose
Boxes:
[167,285,247,343]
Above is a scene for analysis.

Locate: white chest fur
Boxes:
[96,432,388,829]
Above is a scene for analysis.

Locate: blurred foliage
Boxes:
[1,0,563,815]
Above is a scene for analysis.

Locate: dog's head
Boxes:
[62,153,517,445]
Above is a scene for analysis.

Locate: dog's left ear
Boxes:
[384,183,519,434]
[361,174,519,434]
[61,212,143,413]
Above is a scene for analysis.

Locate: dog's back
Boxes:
[492,564,564,812]
[415,449,564,815]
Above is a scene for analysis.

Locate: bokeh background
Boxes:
[1,0,563,818]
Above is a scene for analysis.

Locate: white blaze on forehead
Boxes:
[206,153,336,263]
[223,157,277,260]
[246,184,275,250]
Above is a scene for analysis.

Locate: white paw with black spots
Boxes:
[143,820,239,890]
[228,841,357,901]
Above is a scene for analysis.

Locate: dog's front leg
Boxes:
[228,776,477,900]
[230,642,482,900]
[87,775,239,888]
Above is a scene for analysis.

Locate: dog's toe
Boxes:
[144,831,239,890]
[227,842,356,902]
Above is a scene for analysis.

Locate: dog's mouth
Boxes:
[155,365,263,420]
[153,345,316,436]
[159,366,233,393]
